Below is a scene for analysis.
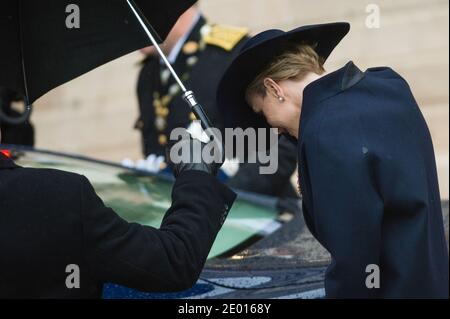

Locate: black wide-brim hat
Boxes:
[217,22,350,131]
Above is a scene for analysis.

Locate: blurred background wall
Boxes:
[31,0,449,198]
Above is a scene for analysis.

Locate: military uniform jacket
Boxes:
[0,153,235,298]
[298,61,449,298]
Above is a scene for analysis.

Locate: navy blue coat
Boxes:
[298,62,449,298]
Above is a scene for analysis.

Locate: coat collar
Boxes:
[301,61,364,124]
[0,150,19,169]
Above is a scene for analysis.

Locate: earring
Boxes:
[278,96,284,102]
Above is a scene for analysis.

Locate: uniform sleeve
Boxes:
[79,170,236,292]
[305,110,385,298]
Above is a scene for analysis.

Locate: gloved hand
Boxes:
[166,132,223,178]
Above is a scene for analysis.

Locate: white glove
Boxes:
[221,158,240,177]
[121,154,165,173]
[186,120,210,143]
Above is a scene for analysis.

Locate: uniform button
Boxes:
[155,117,167,131]
[187,56,199,67]
[183,41,199,55]
[169,84,179,96]
[158,135,168,146]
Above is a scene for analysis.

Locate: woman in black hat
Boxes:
[217,22,449,299]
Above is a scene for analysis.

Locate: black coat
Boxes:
[298,62,449,298]
[0,153,235,298]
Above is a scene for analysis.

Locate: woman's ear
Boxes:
[263,78,284,100]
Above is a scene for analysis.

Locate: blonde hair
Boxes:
[246,43,325,101]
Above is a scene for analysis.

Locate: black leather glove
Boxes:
[166,133,223,178]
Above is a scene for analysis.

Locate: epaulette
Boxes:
[201,24,249,52]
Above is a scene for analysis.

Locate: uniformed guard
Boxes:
[216,22,449,298]
[0,126,236,298]
[136,6,246,156]
[134,4,298,199]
